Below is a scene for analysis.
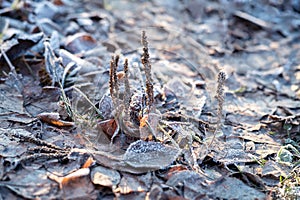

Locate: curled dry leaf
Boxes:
[82,156,95,168]
[97,118,118,139]
[37,112,74,127]
[48,168,90,189]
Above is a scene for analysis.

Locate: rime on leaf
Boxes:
[124,140,181,170]
[44,39,64,86]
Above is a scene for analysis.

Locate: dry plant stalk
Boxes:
[216,71,226,129]
[109,55,115,98]
[208,71,226,147]
[109,55,120,103]
[113,55,120,97]
[107,31,155,138]
[123,58,131,121]
[141,30,154,110]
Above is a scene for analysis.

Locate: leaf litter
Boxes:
[0,0,300,199]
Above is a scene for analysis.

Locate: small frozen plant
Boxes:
[100,31,156,143]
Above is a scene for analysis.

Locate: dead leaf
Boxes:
[82,156,95,168]
[0,32,43,63]
[123,140,181,170]
[4,169,57,199]
[211,176,266,200]
[91,165,121,188]
[116,172,151,194]
[98,94,114,119]
[0,76,30,122]
[166,171,209,199]
[24,86,61,116]
[0,128,31,158]
[139,113,160,140]
[97,118,118,139]
[59,49,99,74]
[48,168,90,189]
[44,39,64,85]
[262,160,290,179]
[37,112,74,127]
[238,132,280,146]
[65,32,97,54]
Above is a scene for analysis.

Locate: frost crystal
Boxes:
[127,140,166,153]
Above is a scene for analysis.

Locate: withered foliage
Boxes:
[123,58,131,121]
[2,0,299,199]
[108,31,154,129]
[208,71,226,147]
[109,55,120,102]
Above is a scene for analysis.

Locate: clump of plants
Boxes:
[51,30,227,172]
[66,31,227,151]
[103,31,156,142]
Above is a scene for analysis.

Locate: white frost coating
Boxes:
[123,140,181,170]
[126,140,167,153]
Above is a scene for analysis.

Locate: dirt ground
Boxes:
[0,0,300,199]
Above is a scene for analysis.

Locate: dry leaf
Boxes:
[37,112,74,127]
[91,166,121,188]
[48,168,90,189]
[123,140,181,170]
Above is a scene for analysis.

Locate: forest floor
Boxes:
[0,0,300,199]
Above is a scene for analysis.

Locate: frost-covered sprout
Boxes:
[141,30,154,110]
[216,71,226,130]
[123,58,131,121]
[107,31,156,140]
[208,71,226,147]
[109,55,120,104]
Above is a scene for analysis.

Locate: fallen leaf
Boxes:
[65,32,97,54]
[0,32,43,62]
[116,172,151,194]
[48,168,90,189]
[4,169,56,199]
[91,165,121,188]
[97,118,118,139]
[82,156,95,168]
[37,112,74,127]
[123,140,181,170]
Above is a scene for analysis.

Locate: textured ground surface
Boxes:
[0,0,300,199]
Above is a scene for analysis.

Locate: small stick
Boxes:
[7,131,64,150]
